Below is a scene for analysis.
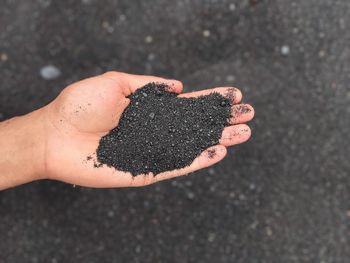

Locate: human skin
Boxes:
[0,72,254,190]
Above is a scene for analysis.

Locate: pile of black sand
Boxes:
[96,83,232,176]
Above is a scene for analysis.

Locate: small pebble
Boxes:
[229,192,236,198]
[107,210,115,218]
[135,245,141,253]
[319,50,326,58]
[0,53,8,62]
[266,227,273,236]
[119,14,126,21]
[249,183,256,190]
[226,75,235,82]
[40,65,61,80]
[39,0,52,7]
[147,53,155,61]
[208,168,215,175]
[145,35,153,43]
[187,192,195,199]
[281,45,290,56]
[203,30,211,37]
[229,3,236,11]
[208,233,216,242]
[346,210,350,218]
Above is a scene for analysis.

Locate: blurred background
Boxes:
[0,0,349,262]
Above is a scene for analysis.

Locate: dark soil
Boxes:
[96,83,232,176]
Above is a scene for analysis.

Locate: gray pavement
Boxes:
[0,0,349,262]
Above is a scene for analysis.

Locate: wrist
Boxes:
[0,108,48,190]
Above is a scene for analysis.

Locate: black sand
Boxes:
[96,83,232,175]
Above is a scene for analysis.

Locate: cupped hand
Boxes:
[42,72,254,187]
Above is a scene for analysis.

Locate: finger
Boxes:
[179,87,242,104]
[130,145,227,186]
[219,124,251,146]
[55,144,226,188]
[229,104,255,124]
[102,71,183,95]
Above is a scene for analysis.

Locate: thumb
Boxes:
[102,71,183,95]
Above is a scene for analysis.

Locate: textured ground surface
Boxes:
[0,0,349,262]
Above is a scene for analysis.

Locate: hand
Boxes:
[42,71,254,187]
[0,72,254,189]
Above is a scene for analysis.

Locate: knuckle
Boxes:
[103,71,122,78]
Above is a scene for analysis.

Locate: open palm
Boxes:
[43,72,254,187]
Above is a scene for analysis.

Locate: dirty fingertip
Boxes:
[225,87,242,104]
[200,145,227,168]
[157,79,183,93]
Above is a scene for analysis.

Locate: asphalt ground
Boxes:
[0,0,349,262]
